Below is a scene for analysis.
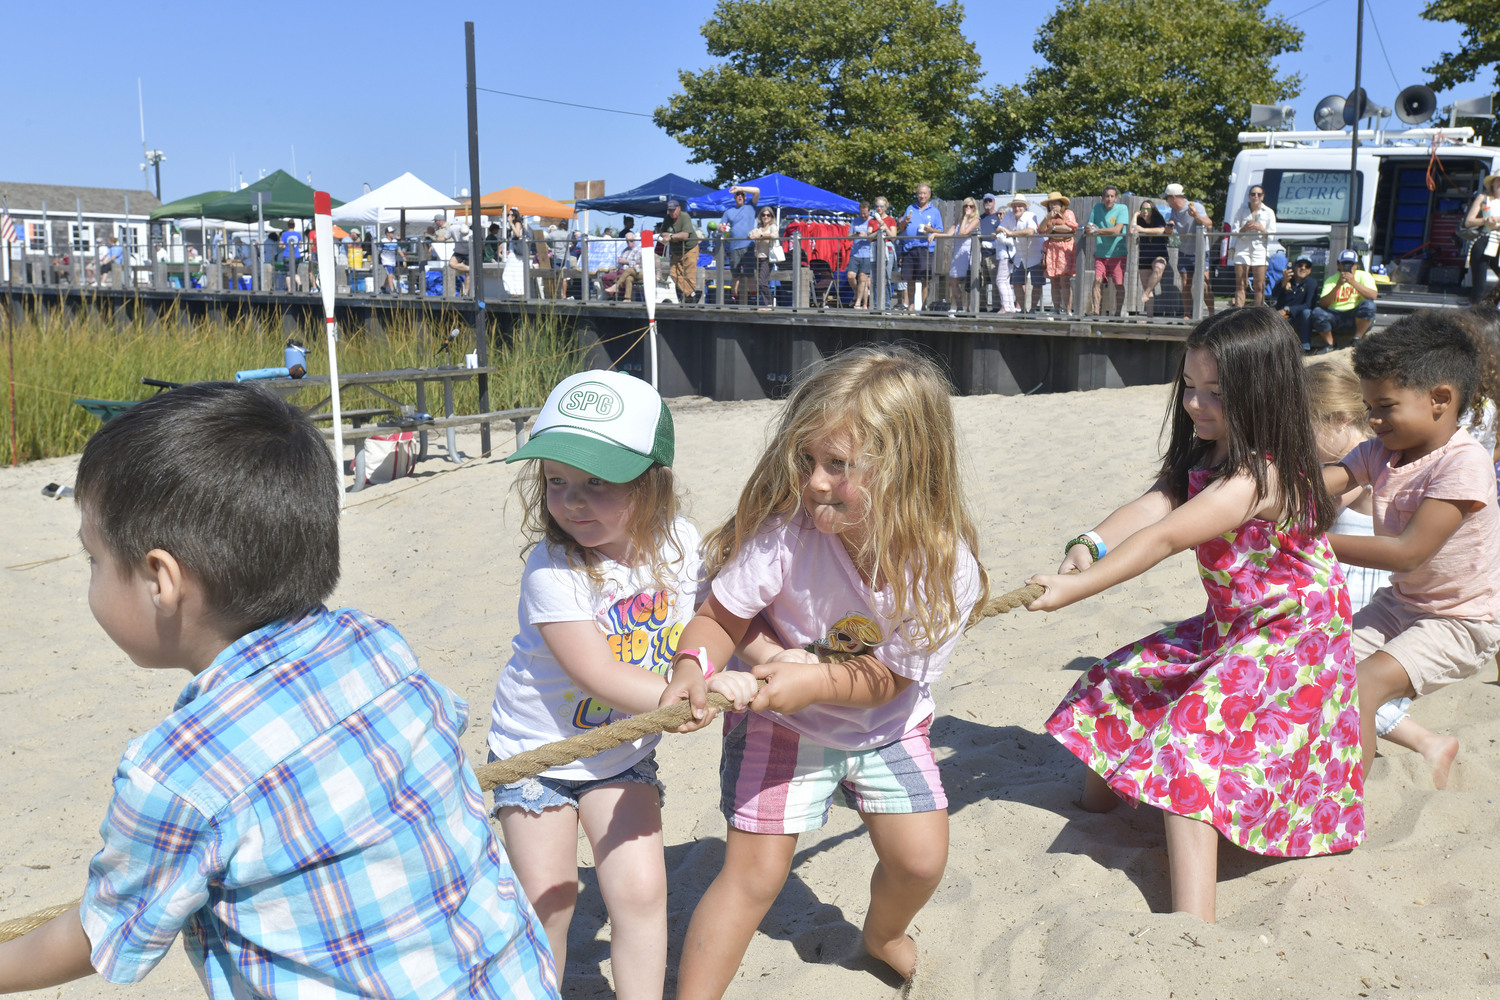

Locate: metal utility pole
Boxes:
[465,21,491,458]
[1347,0,1364,236]
[145,154,164,201]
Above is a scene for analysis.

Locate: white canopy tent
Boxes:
[330,172,459,228]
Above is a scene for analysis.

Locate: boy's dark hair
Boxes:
[1160,306,1335,532]
[1352,311,1481,410]
[75,382,339,633]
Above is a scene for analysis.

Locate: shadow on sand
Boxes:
[553,713,1299,994]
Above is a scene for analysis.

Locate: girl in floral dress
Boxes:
[1027,307,1364,923]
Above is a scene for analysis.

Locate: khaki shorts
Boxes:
[1350,587,1500,696]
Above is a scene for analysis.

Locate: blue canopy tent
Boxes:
[575,173,715,218]
[688,173,859,308]
[686,172,858,215]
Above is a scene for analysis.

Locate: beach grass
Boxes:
[0,301,585,463]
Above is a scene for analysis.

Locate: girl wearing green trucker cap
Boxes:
[488,370,756,997]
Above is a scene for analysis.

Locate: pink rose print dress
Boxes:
[1045,467,1364,857]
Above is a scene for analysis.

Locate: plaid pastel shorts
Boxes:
[719,711,946,835]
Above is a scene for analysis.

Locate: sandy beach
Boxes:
[4,382,1499,999]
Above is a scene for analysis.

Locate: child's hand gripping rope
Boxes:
[473,581,1043,787]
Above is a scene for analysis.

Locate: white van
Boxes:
[1226,127,1497,296]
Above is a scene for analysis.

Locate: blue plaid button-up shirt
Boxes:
[80,606,557,999]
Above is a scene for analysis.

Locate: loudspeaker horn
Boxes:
[1343,87,1371,126]
[1395,84,1438,124]
[1314,94,1346,131]
[1453,94,1496,119]
[1250,103,1295,128]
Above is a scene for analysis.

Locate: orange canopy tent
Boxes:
[455,186,575,220]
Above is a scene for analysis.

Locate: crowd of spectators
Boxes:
[765,177,1370,337]
[115,179,1371,336]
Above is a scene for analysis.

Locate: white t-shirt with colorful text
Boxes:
[487,518,705,779]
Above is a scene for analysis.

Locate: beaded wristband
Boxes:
[1064,535,1100,561]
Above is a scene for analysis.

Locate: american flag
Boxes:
[0,206,13,246]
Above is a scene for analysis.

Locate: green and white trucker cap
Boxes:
[506,370,673,482]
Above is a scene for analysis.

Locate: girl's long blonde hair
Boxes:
[1304,358,1369,432]
[516,464,684,589]
[704,344,989,645]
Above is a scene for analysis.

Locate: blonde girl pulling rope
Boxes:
[658,344,989,998]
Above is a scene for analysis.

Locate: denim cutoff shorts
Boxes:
[489,750,663,816]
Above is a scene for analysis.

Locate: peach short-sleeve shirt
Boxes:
[1342,428,1500,620]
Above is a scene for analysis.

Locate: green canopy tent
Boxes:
[148,189,231,221]
[199,171,343,223]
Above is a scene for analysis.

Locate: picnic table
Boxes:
[258,365,536,490]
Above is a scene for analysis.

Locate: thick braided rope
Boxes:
[1,582,1044,944]
[474,692,739,789]
[975,582,1044,618]
[0,900,78,944]
[472,583,1043,789]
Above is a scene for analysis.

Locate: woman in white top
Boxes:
[1464,173,1500,302]
[1230,184,1277,307]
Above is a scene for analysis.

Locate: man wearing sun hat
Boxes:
[1163,183,1215,317]
[507,369,673,481]
[996,191,1044,308]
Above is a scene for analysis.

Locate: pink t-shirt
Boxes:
[1342,428,1500,619]
[712,512,981,751]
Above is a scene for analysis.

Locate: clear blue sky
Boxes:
[0,1,1475,209]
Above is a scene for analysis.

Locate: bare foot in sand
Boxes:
[1080,769,1121,812]
[1383,718,1459,789]
[866,931,916,981]
[1423,734,1460,789]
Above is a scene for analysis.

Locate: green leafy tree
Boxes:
[654,0,981,203]
[999,0,1302,214]
[1423,1,1500,144]
[939,89,1028,200]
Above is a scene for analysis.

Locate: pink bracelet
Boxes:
[671,646,715,681]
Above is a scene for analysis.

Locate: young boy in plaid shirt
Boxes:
[0,383,557,998]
